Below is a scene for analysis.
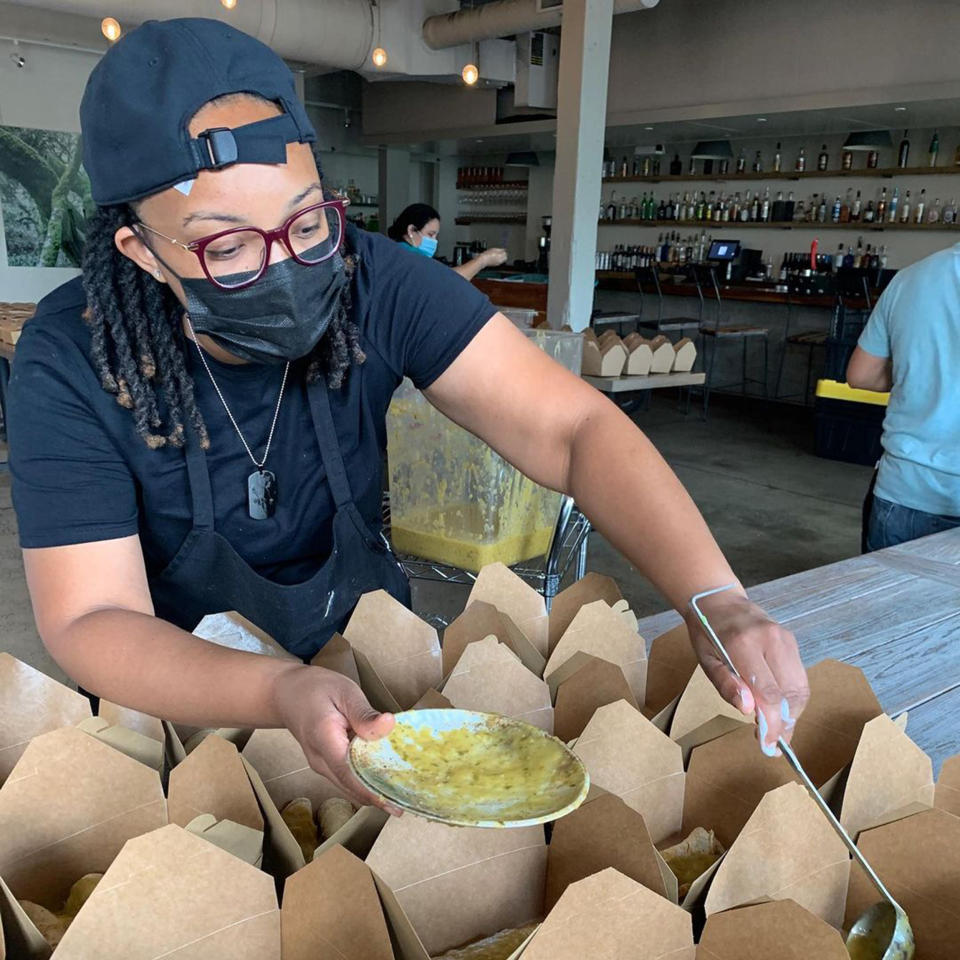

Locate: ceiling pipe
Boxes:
[2,0,375,69]
[422,0,659,50]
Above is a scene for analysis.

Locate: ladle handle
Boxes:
[689,585,903,912]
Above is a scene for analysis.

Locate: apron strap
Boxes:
[307,379,355,509]
[183,432,216,531]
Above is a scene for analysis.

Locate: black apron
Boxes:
[148,376,411,660]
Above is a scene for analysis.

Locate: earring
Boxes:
[154,270,162,280]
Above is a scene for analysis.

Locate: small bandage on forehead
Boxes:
[173,179,196,196]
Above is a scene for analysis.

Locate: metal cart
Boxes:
[381,492,592,627]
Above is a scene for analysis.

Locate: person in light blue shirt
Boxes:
[847,243,960,550]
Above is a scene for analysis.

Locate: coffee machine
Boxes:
[537,216,552,274]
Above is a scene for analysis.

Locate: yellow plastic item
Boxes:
[815,379,890,407]
[386,328,582,572]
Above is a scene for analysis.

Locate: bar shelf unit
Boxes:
[602,166,960,185]
[597,219,960,231]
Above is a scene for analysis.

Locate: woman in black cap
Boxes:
[387,202,508,281]
[9,18,808,808]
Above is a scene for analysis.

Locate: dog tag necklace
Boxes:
[187,316,289,520]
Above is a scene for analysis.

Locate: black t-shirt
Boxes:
[9,228,495,584]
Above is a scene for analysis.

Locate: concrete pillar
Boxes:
[378,146,411,237]
[546,0,613,330]
[435,158,459,262]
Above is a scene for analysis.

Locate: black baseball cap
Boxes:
[80,17,317,206]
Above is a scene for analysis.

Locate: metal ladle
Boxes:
[690,585,915,960]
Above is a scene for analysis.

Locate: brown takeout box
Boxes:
[838,713,934,839]
[53,824,280,959]
[0,653,91,785]
[0,727,167,910]
[845,806,960,960]
[365,812,546,957]
[343,590,442,711]
[442,601,545,679]
[573,699,684,844]
[668,665,750,762]
[441,636,553,732]
[643,622,698,730]
[283,845,394,960]
[696,898,850,959]
[547,573,623,655]
[934,752,960,817]
[544,599,647,704]
[704,782,850,929]
[466,563,549,659]
[553,654,638,743]
[520,867,694,960]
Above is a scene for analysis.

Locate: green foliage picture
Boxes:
[0,125,92,267]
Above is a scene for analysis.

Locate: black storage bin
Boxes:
[814,395,885,466]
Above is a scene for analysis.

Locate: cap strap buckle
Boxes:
[195,127,239,170]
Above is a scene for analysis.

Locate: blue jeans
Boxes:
[866,495,960,552]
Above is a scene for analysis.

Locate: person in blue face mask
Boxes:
[388,203,507,281]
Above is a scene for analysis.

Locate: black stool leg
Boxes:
[78,685,100,713]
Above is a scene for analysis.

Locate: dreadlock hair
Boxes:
[81,99,365,450]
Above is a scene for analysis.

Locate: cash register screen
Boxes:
[708,240,741,261]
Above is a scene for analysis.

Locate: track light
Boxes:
[101,17,122,42]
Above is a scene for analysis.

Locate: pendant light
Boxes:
[371,0,387,68]
[220,0,238,9]
[101,17,122,42]
[462,43,479,86]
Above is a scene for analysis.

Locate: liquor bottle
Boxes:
[807,193,818,222]
[915,188,927,223]
[657,196,667,220]
[843,245,855,269]
[853,237,864,268]
[722,195,731,221]
[730,192,741,221]
[831,195,842,223]
[796,147,806,171]
[751,192,761,221]
[665,194,675,220]
[864,244,874,270]
[864,199,876,223]
[842,150,854,170]
[761,187,771,222]
[785,190,796,221]
[818,144,829,171]
[888,186,899,223]
[835,243,845,271]
[642,156,652,177]
[877,187,888,222]
[752,150,763,173]
[943,198,956,224]
[736,148,746,174]
[867,150,879,169]
[605,196,617,220]
[670,153,682,175]
[773,142,782,172]
[689,155,697,175]
[898,131,910,168]
[840,189,851,223]
[929,130,940,167]
[652,155,661,175]
[818,194,827,222]
[900,190,911,223]
[851,190,862,221]
[928,198,942,223]
[620,156,629,177]
[772,190,785,221]
[879,245,888,270]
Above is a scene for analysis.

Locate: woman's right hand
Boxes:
[481,247,508,268]
[271,664,403,814]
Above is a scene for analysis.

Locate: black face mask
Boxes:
[176,251,349,365]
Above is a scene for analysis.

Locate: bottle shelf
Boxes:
[455,215,528,225]
[597,218,960,231]
[602,166,960,185]
[457,181,529,191]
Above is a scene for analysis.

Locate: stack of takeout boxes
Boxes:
[1,564,958,959]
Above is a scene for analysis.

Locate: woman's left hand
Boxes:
[684,589,810,755]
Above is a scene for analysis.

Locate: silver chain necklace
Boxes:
[186,315,289,520]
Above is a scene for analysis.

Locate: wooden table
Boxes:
[635,527,960,776]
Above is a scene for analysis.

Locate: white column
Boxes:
[378,146,411,237]
[546,0,614,330]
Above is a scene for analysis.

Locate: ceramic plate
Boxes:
[349,709,589,828]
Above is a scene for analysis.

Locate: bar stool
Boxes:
[774,294,828,405]
[692,263,770,418]
[635,264,703,337]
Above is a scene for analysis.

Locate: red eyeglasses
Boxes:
[137,198,346,290]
